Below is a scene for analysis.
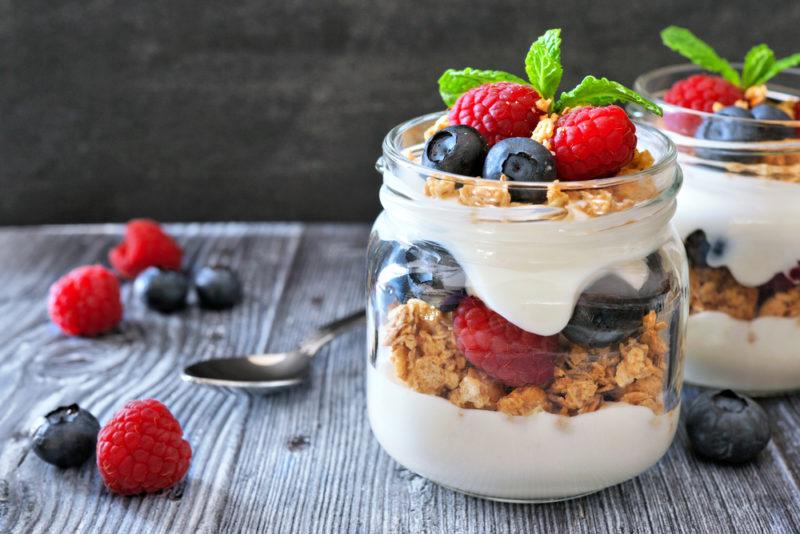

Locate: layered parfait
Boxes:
[368,30,687,502]
[633,27,800,394]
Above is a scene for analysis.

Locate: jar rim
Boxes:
[633,64,800,153]
[381,111,678,193]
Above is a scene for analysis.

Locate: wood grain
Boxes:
[0,223,798,534]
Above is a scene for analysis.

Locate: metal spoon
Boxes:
[181,309,366,393]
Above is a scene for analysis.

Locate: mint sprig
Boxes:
[436,28,661,116]
[661,26,740,86]
[661,26,800,89]
[525,29,563,100]
[556,76,662,116]
[438,68,527,107]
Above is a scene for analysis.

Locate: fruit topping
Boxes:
[663,74,744,113]
[448,82,541,146]
[375,241,466,312]
[684,230,726,267]
[134,267,190,313]
[686,389,770,463]
[48,265,123,336]
[109,219,182,279]
[696,105,760,142]
[97,399,192,495]
[750,104,795,140]
[453,296,558,387]
[482,137,556,201]
[563,253,670,348]
[552,105,637,181]
[194,266,242,310]
[438,28,660,179]
[661,26,800,105]
[32,404,100,468]
[421,125,488,176]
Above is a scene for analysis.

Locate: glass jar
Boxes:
[366,113,687,502]
[634,65,800,395]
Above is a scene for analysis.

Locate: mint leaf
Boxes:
[438,68,528,107]
[742,44,775,88]
[555,76,662,116]
[524,29,563,100]
[761,52,800,85]
[661,26,741,86]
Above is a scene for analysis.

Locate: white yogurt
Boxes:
[686,311,800,394]
[367,356,679,501]
[675,162,800,286]
[377,152,678,336]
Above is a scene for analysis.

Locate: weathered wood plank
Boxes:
[0,223,799,534]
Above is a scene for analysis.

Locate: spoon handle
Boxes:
[299,309,366,356]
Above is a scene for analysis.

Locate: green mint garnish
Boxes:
[555,76,663,116]
[661,26,800,89]
[438,68,527,108]
[661,26,740,86]
[436,28,661,116]
[524,29,563,100]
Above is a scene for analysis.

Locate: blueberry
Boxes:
[134,267,189,313]
[696,106,759,142]
[373,240,466,312]
[422,125,488,177]
[750,104,794,140]
[686,389,770,463]
[483,138,556,203]
[563,252,670,348]
[194,266,242,310]
[684,230,727,267]
[32,404,100,468]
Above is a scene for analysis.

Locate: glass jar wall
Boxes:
[366,113,688,502]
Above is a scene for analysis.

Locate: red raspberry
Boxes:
[552,105,637,181]
[48,265,122,336]
[109,219,182,279]
[97,399,192,495]
[663,74,743,112]
[452,296,558,387]
[449,82,541,146]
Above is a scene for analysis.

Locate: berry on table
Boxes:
[421,125,488,176]
[194,266,242,310]
[663,75,743,112]
[448,82,541,146]
[453,296,558,387]
[48,265,123,336]
[32,404,100,468]
[482,137,556,202]
[134,267,190,313]
[552,105,637,181]
[109,219,182,279]
[686,389,770,463]
[97,399,192,495]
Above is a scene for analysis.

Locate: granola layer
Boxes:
[382,299,669,417]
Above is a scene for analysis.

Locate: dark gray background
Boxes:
[2,0,798,225]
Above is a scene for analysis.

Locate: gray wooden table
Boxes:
[0,223,798,534]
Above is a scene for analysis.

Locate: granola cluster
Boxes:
[382,299,670,417]
[689,265,800,319]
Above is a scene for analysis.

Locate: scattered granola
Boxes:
[531,113,558,149]
[689,266,758,320]
[424,177,460,199]
[382,300,670,417]
[744,84,768,108]
[759,286,800,318]
[725,158,800,183]
[458,181,513,207]
[424,115,450,140]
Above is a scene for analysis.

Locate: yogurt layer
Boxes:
[377,143,677,336]
[675,162,800,287]
[686,311,800,394]
[368,355,678,501]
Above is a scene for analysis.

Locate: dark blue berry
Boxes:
[194,266,242,310]
[696,106,759,142]
[422,125,488,177]
[686,389,770,463]
[32,404,100,468]
[563,252,671,348]
[134,267,189,313]
[373,240,466,312]
[483,138,556,203]
[684,230,727,267]
[750,104,794,140]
